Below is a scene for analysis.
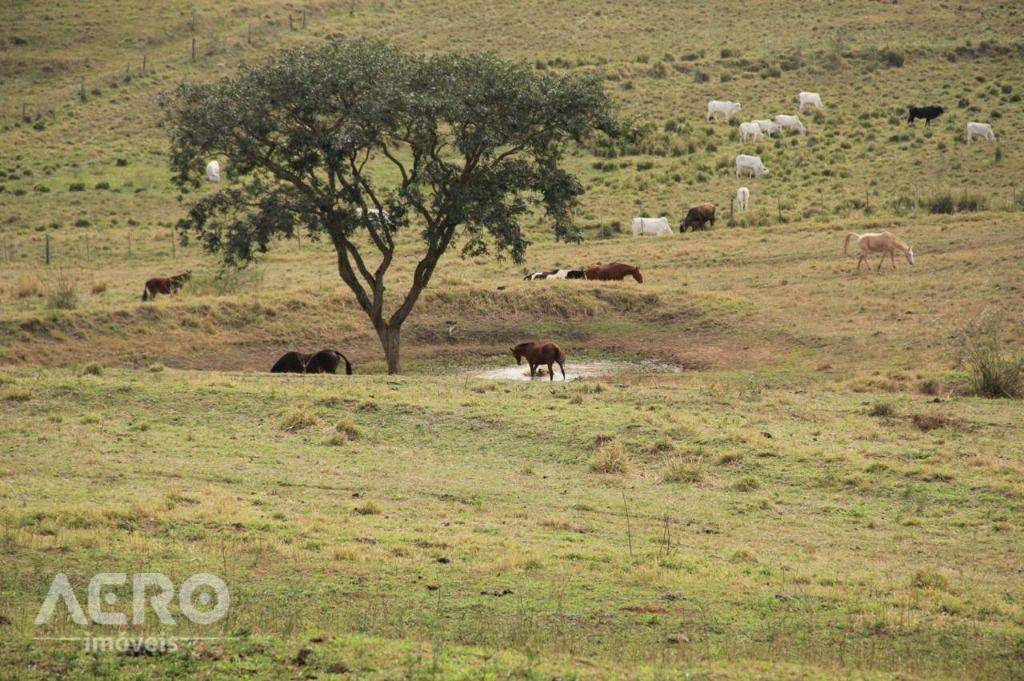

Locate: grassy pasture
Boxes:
[1,0,1024,678]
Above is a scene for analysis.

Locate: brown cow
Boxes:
[511,342,566,381]
[680,203,716,232]
[584,263,643,283]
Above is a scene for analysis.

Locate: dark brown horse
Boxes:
[511,342,566,381]
[270,351,311,373]
[270,349,352,374]
[305,349,353,375]
[584,263,643,283]
[142,270,191,301]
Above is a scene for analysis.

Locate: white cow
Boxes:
[735,155,768,178]
[707,100,742,122]
[205,160,221,183]
[631,217,673,236]
[735,187,750,212]
[753,119,781,137]
[964,121,996,144]
[738,121,765,142]
[797,92,824,111]
[774,114,807,134]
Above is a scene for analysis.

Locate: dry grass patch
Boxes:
[589,441,631,474]
[281,407,317,432]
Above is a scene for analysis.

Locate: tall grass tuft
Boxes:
[958,312,1023,398]
[46,270,78,309]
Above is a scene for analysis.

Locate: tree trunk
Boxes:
[380,324,401,375]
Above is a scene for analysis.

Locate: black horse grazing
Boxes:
[305,350,353,375]
[270,351,311,373]
[908,106,944,126]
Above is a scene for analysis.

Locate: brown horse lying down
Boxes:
[142,271,191,301]
[584,262,643,283]
[270,349,352,374]
[511,342,566,381]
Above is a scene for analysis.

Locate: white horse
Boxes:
[844,231,914,272]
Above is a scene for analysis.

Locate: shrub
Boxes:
[910,569,949,591]
[957,312,1023,398]
[354,501,381,515]
[14,274,44,298]
[115,158,129,167]
[74,218,91,227]
[880,48,904,68]
[589,441,630,474]
[1,386,31,402]
[925,192,956,214]
[46,271,78,310]
[869,402,896,417]
[733,476,761,492]
[94,181,110,190]
[68,182,85,192]
[956,192,988,212]
[334,419,361,441]
[81,363,103,376]
[33,184,50,193]
[281,407,317,431]
[662,458,705,484]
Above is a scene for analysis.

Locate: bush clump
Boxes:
[957,312,1023,398]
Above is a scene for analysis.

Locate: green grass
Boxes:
[0,367,1022,678]
[1,0,1024,677]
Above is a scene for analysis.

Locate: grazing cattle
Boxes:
[524,269,585,280]
[707,100,742,122]
[735,187,750,212]
[141,270,191,301]
[735,154,769,178]
[270,351,311,374]
[797,92,824,111]
[753,119,781,137]
[908,106,944,126]
[631,217,673,236]
[680,203,716,231]
[738,121,765,142]
[585,262,644,283]
[205,160,221,183]
[511,342,566,381]
[774,114,807,134]
[844,231,915,272]
[964,121,996,144]
[305,349,353,375]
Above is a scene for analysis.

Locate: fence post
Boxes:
[22,103,29,122]
[45,235,51,265]
[142,53,147,76]
[777,197,783,224]
[302,8,307,27]
[171,230,176,259]
[80,77,86,102]
[191,37,197,61]
[914,187,920,213]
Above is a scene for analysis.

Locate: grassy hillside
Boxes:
[1,0,1023,678]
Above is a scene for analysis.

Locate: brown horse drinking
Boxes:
[511,342,566,381]
[142,270,192,301]
[584,262,643,283]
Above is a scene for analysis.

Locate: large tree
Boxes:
[166,39,613,373]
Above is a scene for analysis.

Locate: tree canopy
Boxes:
[165,38,614,373]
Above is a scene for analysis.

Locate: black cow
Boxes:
[908,106,945,126]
